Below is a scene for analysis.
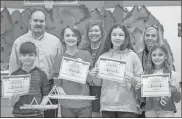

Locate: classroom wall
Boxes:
[1,4,181,118]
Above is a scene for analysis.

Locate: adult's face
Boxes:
[29,11,46,36]
[144,27,158,50]
[88,25,102,42]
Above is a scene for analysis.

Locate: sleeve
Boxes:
[171,71,181,103]
[9,40,21,74]
[41,71,50,96]
[52,39,63,77]
[85,51,94,85]
[92,57,102,86]
[132,52,143,86]
[79,38,89,51]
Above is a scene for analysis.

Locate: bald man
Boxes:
[9,9,63,117]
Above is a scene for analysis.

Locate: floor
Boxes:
[1,98,181,117]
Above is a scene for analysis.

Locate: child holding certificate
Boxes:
[10,42,50,117]
[56,26,93,117]
[90,24,143,117]
[79,21,106,117]
[135,44,181,117]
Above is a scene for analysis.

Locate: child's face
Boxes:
[64,28,78,47]
[151,48,166,67]
[144,28,158,50]
[88,25,101,42]
[111,27,125,48]
[20,53,36,67]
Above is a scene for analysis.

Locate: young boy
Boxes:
[10,42,50,117]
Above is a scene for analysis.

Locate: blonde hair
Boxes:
[145,44,171,74]
[143,24,165,49]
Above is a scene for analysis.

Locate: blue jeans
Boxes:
[61,106,92,118]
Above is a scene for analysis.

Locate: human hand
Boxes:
[57,86,67,95]
[160,96,168,106]
[124,72,134,84]
[135,82,142,90]
[169,79,177,92]
[11,93,20,107]
[90,68,99,77]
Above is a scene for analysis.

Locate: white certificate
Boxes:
[58,57,90,84]
[2,74,31,98]
[141,74,171,97]
[98,57,126,82]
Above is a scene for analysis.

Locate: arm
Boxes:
[133,52,143,86]
[90,58,102,86]
[40,72,50,105]
[85,51,95,85]
[125,52,143,87]
[9,40,21,74]
[52,39,63,77]
[170,71,181,103]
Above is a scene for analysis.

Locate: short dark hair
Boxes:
[61,26,82,46]
[19,42,36,55]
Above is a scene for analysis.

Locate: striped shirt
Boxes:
[9,30,63,80]
[11,66,49,116]
[91,48,99,62]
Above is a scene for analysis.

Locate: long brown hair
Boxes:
[102,24,132,54]
[144,44,171,74]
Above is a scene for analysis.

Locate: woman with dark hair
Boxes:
[90,24,143,117]
[79,20,106,117]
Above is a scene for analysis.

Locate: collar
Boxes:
[28,30,44,41]
[109,48,130,54]
[18,65,38,73]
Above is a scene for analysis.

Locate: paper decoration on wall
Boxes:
[123,5,140,25]
[10,10,28,45]
[1,4,164,64]
[1,35,12,63]
[137,5,149,21]
[131,27,145,53]
[145,12,160,26]
[112,4,128,24]
[103,10,116,32]
[70,5,90,24]
[1,6,14,35]
[21,8,32,29]
[43,7,55,31]
[89,8,103,21]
